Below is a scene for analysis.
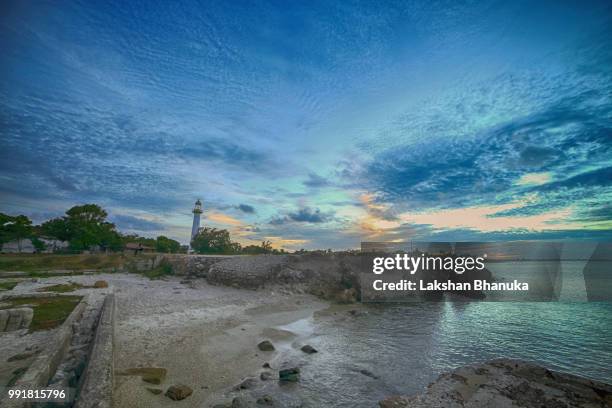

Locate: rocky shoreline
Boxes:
[379,358,612,408]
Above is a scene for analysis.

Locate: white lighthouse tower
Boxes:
[191,199,203,242]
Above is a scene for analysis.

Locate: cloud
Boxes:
[207,212,244,226]
[303,173,330,188]
[515,172,552,186]
[270,207,333,224]
[236,204,255,213]
[110,214,165,232]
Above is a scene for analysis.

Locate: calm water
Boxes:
[273,261,612,407]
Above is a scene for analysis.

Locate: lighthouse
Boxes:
[191,199,203,241]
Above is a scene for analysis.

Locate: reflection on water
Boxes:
[288,302,612,407]
[279,262,612,407]
[274,262,612,407]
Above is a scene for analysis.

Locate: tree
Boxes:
[41,217,72,241]
[241,240,274,254]
[0,213,33,252]
[155,236,181,253]
[64,204,121,251]
[191,227,238,254]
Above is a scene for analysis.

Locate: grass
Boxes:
[0,253,143,273]
[141,261,174,280]
[0,280,19,291]
[1,295,82,332]
[36,281,108,293]
[36,282,85,293]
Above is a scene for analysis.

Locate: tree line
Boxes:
[1,203,284,255]
[190,227,284,255]
[0,204,183,253]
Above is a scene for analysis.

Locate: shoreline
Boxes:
[105,273,329,407]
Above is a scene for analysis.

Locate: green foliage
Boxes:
[0,281,19,291]
[3,295,82,332]
[155,235,181,253]
[31,237,46,252]
[0,213,33,249]
[41,217,71,241]
[191,227,239,254]
[242,240,274,254]
[0,253,127,272]
[39,204,122,252]
[142,260,174,279]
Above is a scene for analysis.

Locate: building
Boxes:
[1,239,36,253]
[124,242,155,255]
[191,199,203,241]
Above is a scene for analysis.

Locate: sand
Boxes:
[103,274,328,407]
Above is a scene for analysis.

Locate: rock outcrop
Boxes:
[165,384,193,401]
[379,359,612,408]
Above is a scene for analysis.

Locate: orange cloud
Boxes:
[399,201,578,232]
[207,212,243,226]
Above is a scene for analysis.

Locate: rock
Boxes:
[232,396,254,408]
[257,340,275,351]
[7,350,38,362]
[335,288,358,303]
[146,388,163,395]
[379,395,409,408]
[234,377,257,390]
[262,362,271,368]
[279,367,300,382]
[260,372,272,381]
[93,280,108,288]
[300,345,318,354]
[379,359,612,408]
[256,394,274,405]
[165,384,193,401]
[359,369,379,379]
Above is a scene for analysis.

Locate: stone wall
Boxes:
[3,296,88,408]
[163,254,240,277]
[74,294,115,408]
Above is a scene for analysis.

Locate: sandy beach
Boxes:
[99,274,328,407]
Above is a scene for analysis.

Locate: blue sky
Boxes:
[1,0,611,249]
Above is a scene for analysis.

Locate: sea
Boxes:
[273,261,612,407]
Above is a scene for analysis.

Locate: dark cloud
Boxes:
[355,91,612,212]
[303,173,330,188]
[236,204,255,213]
[270,207,332,225]
[110,214,164,231]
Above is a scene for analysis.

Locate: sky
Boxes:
[1,0,612,249]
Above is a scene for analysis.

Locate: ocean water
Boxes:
[274,261,612,407]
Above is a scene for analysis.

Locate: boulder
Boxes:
[260,372,272,381]
[300,345,318,354]
[234,377,257,390]
[379,359,612,408]
[379,396,409,408]
[257,340,275,351]
[93,280,108,288]
[165,384,193,401]
[256,394,274,405]
[279,367,300,382]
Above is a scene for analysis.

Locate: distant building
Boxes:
[40,238,69,253]
[1,239,35,253]
[124,242,155,255]
[189,199,204,252]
